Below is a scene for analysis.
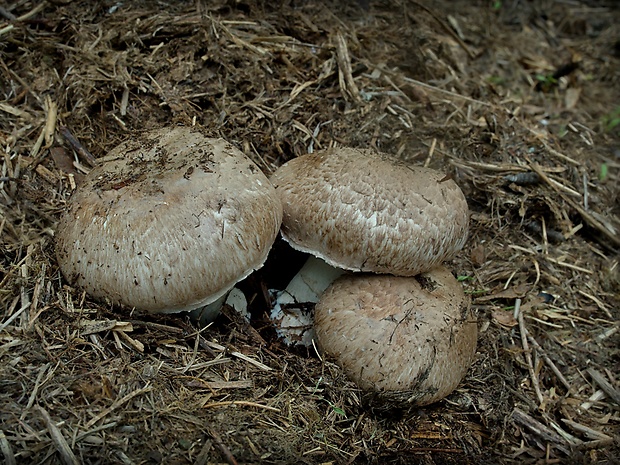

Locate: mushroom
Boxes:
[268,146,469,345]
[270,147,469,277]
[314,266,477,406]
[55,127,282,320]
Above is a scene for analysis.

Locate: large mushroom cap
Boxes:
[55,126,282,314]
[314,266,477,406]
[270,147,469,276]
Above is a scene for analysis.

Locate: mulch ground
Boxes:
[1,1,619,464]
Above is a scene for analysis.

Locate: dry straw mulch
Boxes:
[1,0,619,464]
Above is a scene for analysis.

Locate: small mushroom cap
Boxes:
[270,147,469,276]
[55,127,282,314]
[314,266,477,405]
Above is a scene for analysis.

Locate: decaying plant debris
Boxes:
[1,1,619,464]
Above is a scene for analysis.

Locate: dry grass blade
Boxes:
[84,384,153,429]
[203,401,280,412]
[37,406,79,465]
[0,430,16,465]
[335,32,362,104]
[526,333,572,393]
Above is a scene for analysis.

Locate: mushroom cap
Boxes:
[55,127,282,314]
[314,266,477,405]
[270,147,469,276]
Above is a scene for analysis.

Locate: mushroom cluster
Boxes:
[55,128,475,406]
[269,147,477,405]
[55,127,282,322]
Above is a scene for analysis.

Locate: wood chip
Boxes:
[79,319,133,336]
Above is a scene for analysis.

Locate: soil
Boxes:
[1,1,619,464]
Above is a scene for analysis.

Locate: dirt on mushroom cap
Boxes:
[314,266,477,406]
[271,147,469,276]
[55,127,283,314]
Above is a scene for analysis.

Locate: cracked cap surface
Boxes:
[271,147,469,276]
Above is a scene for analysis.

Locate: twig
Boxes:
[0,24,13,36]
[511,408,571,455]
[59,126,97,167]
[408,0,475,59]
[576,438,616,450]
[596,324,619,342]
[0,301,30,332]
[23,363,51,415]
[208,427,239,465]
[403,447,464,453]
[587,368,620,406]
[515,298,544,406]
[525,130,581,166]
[0,6,17,21]
[526,333,572,393]
[74,422,117,442]
[15,2,46,21]
[37,406,79,465]
[423,138,437,168]
[544,256,593,274]
[577,290,612,318]
[128,319,185,335]
[581,389,607,411]
[561,418,613,441]
[115,329,145,353]
[529,162,620,248]
[176,320,218,357]
[0,102,31,118]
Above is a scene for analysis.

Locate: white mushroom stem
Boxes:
[269,255,345,346]
[276,255,346,305]
[191,287,248,327]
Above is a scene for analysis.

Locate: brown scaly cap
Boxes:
[55,126,282,314]
[270,147,469,276]
[314,266,477,406]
